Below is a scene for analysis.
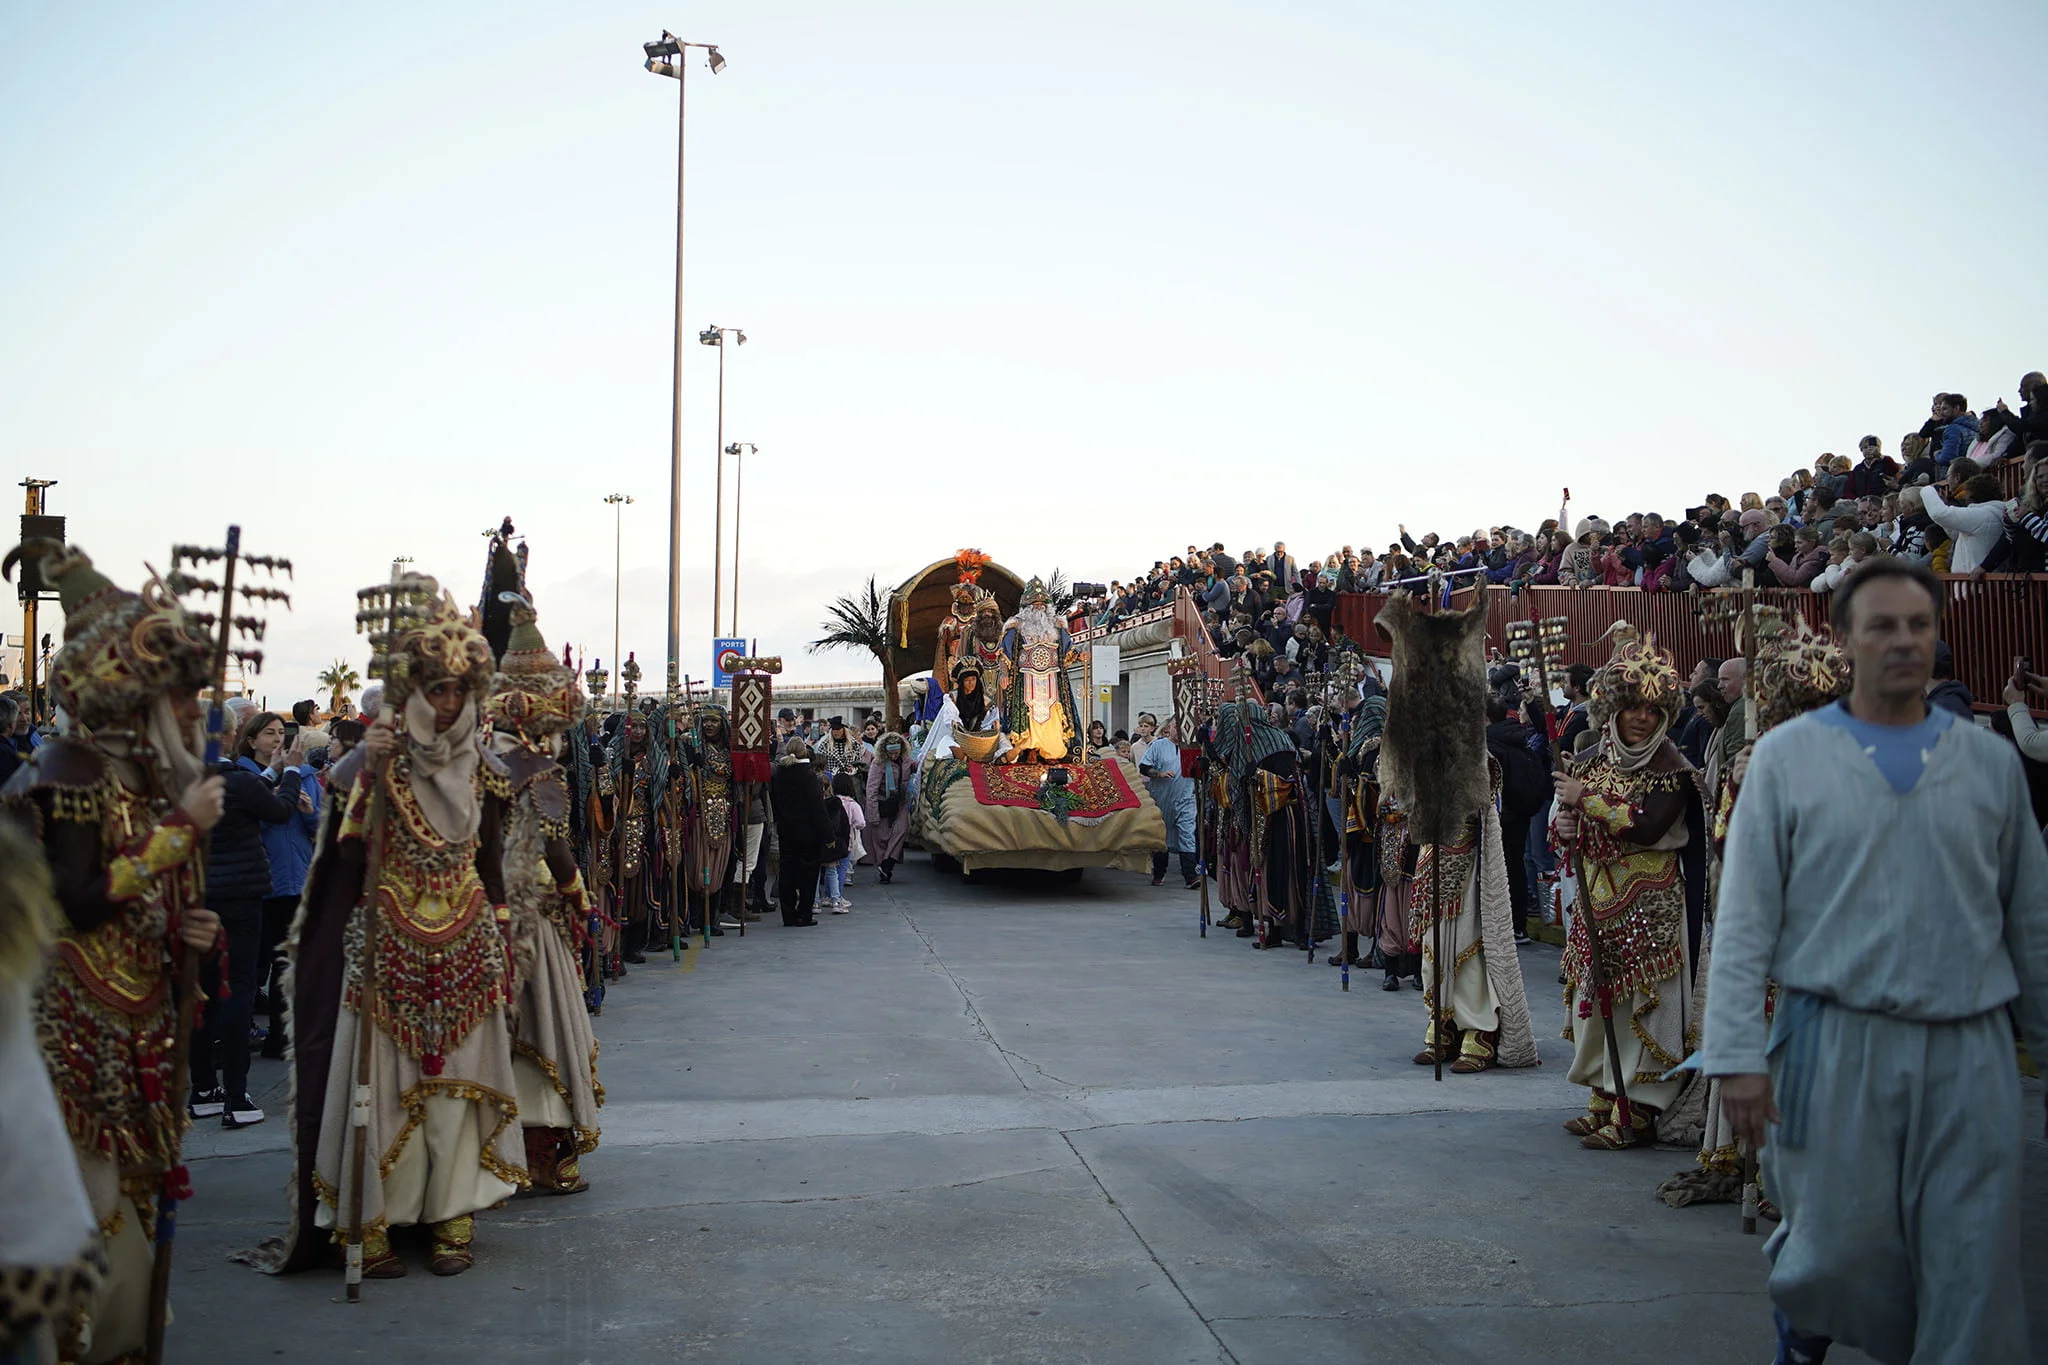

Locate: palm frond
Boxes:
[1046,567,1074,611]
[809,576,890,657]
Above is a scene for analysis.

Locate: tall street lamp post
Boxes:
[698,324,745,636]
[642,31,725,678]
[604,493,633,705]
[725,442,757,633]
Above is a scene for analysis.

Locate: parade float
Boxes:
[892,550,1165,876]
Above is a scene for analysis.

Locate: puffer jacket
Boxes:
[207,757,302,899]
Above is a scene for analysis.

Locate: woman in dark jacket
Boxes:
[769,741,828,926]
[256,734,323,1058]
[191,710,303,1127]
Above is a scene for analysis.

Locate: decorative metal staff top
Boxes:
[621,652,642,707]
[353,570,442,699]
[1504,611,1571,691]
[167,535,293,696]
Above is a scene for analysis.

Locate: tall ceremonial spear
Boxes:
[1168,659,1209,939]
[1702,566,1769,1233]
[1508,490,1633,1136]
[346,565,436,1302]
[148,529,289,1361]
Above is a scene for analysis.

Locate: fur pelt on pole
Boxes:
[1373,587,1490,847]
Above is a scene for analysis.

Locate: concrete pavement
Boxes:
[170,854,2046,1363]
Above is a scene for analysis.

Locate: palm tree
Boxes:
[810,576,900,729]
[1045,568,1075,611]
[317,658,361,717]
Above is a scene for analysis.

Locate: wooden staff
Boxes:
[148,529,240,1357]
[149,527,290,1352]
[342,563,416,1303]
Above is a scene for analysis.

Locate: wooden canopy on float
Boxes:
[886,555,1028,682]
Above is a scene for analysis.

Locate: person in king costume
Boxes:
[310,583,526,1276]
[999,578,1081,764]
[0,543,223,1363]
[1552,627,1709,1149]
[485,600,603,1197]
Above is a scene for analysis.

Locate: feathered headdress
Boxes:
[953,548,993,584]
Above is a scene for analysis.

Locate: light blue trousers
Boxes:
[1762,1002,2030,1365]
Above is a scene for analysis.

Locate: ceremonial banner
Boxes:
[731,672,773,782]
[1169,658,1206,777]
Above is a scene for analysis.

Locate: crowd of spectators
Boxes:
[1068,376,2048,665]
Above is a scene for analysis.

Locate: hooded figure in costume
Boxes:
[1375,590,1537,1073]
[1333,691,1414,987]
[1552,626,1709,1149]
[0,542,218,1363]
[951,657,995,735]
[297,579,525,1277]
[999,578,1080,764]
[486,600,603,1197]
[682,705,743,927]
[604,709,661,961]
[1204,681,1309,946]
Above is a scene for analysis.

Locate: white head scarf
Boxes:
[404,690,481,841]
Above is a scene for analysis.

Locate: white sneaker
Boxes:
[831,900,851,914]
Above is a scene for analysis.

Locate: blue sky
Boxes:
[4,1,2044,695]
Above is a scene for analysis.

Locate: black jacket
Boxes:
[769,761,829,860]
[1927,679,1976,720]
[207,760,302,900]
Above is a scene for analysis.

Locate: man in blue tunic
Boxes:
[1702,557,2048,1365]
[1135,712,1198,888]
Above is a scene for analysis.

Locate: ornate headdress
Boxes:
[3,541,211,730]
[972,593,1002,618]
[1753,618,1852,731]
[1021,576,1051,607]
[949,655,984,682]
[1589,622,1683,728]
[485,597,581,737]
[952,548,992,583]
[361,573,493,710]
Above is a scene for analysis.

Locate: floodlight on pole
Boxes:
[725,443,757,632]
[603,493,633,705]
[699,324,747,636]
[640,30,726,684]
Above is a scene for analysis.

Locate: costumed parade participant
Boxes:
[605,705,662,963]
[1658,613,1850,1213]
[952,658,996,735]
[1375,589,1536,1072]
[1000,578,1081,763]
[1330,692,1408,986]
[863,731,913,883]
[1134,713,1198,888]
[485,600,602,1197]
[0,770,108,1365]
[0,542,225,1362]
[1205,674,1308,946]
[682,704,744,930]
[290,577,526,1279]
[1552,625,1708,1148]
